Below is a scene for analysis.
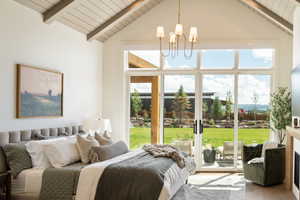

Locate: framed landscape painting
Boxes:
[16,65,64,118]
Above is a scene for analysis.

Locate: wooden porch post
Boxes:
[151,76,160,144]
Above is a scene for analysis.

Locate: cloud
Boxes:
[251,49,273,63]
[203,75,234,101]
[238,75,271,104]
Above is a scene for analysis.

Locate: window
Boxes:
[202,49,235,69]
[163,50,197,69]
[126,48,274,170]
[239,49,274,69]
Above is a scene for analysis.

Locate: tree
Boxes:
[252,92,259,121]
[172,85,191,126]
[131,89,142,119]
[270,87,292,144]
[211,96,223,120]
[225,91,233,121]
[203,101,209,118]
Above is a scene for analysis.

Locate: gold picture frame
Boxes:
[16,64,64,118]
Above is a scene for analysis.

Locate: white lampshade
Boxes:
[189,27,198,42]
[99,119,112,133]
[175,24,183,36]
[83,118,112,134]
[156,26,165,38]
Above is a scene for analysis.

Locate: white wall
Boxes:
[103,0,292,142]
[0,0,103,131]
[294,7,300,69]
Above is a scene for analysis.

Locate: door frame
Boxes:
[125,50,275,172]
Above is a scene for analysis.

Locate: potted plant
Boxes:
[270,87,292,144]
[203,145,216,163]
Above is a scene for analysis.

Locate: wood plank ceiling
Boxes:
[239,0,299,34]
[14,0,163,42]
[13,0,299,42]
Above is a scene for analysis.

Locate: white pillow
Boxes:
[76,135,100,164]
[43,137,80,168]
[26,137,66,168]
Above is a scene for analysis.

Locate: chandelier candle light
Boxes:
[156,0,198,59]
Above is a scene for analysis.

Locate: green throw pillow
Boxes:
[3,143,32,178]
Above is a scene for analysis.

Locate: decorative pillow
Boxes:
[44,137,80,168]
[95,133,113,146]
[76,135,99,164]
[3,144,32,178]
[89,141,129,163]
[248,157,264,164]
[25,137,66,168]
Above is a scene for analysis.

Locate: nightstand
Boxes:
[0,172,11,200]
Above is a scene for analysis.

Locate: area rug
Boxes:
[172,173,245,200]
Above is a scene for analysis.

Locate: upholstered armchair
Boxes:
[242,144,285,186]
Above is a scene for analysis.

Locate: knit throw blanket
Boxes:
[143,144,186,168]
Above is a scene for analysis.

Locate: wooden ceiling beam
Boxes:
[87,0,146,41]
[43,0,77,24]
[240,0,293,34]
[128,53,158,69]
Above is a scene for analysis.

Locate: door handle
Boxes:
[193,120,197,135]
[199,120,204,135]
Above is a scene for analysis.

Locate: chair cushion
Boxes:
[248,157,264,164]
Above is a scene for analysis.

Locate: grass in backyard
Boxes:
[130,128,270,149]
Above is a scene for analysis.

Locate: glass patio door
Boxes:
[129,76,160,149]
[163,75,196,157]
[198,74,235,170]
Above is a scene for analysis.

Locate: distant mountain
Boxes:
[238,104,269,111]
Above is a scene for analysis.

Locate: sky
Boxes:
[130,49,273,105]
[21,67,62,96]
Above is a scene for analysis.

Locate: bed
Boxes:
[0,125,196,200]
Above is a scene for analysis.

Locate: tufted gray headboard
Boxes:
[0,125,84,173]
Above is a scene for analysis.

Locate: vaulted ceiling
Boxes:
[14,0,299,42]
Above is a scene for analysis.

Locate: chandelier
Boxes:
[156,0,198,59]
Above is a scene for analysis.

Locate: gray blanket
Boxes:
[39,163,86,200]
[94,151,174,200]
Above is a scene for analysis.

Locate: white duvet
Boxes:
[75,149,190,200]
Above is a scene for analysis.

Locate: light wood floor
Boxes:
[188,173,296,200]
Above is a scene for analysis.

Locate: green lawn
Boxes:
[130,128,270,149]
